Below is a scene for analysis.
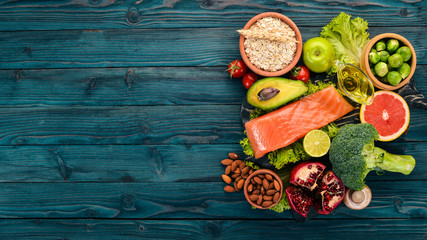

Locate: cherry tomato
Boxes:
[227,59,247,78]
[242,72,258,89]
[289,65,310,83]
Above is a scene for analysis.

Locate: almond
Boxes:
[252,190,260,195]
[224,185,235,192]
[265,174,273,181]
[231,161,238,172]
[225,165,231,175]
[234,160,243,166]
[273,192,280,203]
[253,176,262,185]
[257,195,263,205]
[266,189,277,196]
[237,179,245,190]
[249,194,259,202]
[228,152,240,160]
[231,173,240,179]
[247,183,254,192]
[234,168,241,174]
[262,178,270,190]
[274,180,281,191]
[262,201,273,207]
[242,166,250,175]
[222,174,232,184]
[263,195,273,201]
[221,159,233,166]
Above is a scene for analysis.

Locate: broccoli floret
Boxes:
[329,123,416,190]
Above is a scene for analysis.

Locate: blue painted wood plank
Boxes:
[0,66,425,107]
[0,105,424,146]
[0,181,424,219]
[0,0,424,30]
[0,142,424,183]
[0,219,425,240]
[0,27,425,69]
[0,67,243,106]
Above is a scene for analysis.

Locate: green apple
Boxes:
[302,37,335,73]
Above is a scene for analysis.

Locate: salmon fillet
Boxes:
[245,85,354,159]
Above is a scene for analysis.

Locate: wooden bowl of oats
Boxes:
[239,12,302,77]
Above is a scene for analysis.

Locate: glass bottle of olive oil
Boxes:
[336,61,374,105]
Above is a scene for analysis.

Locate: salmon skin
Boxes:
[245,85,354,159]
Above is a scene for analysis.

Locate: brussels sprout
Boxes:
[378,51,390,62]
[396,46,412,62]
[387,71,402,86]
[375,40,386,51]
[369,52,380,64]
[386,39,400,53]
[398,63,411,79]
[375,62,388,77]
[370,48,377,54]
[388,54,404,68]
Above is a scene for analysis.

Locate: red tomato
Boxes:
[227,59,248,78]
[242,72,258,89]
[289,66,310,83]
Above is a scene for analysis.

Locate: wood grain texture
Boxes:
[0,142,424,183]
[0,181,424,219]
[0,67,243,106]
[0,0,424,31]
[0,66,425,106]
[0,105,424,145]
[0,219,425,240]
[0,27,425,69]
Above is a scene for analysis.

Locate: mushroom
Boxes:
[343,185,372,210]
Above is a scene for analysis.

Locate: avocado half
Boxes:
[247,77,308,110]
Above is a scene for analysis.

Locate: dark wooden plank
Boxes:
[0,219,425,240]
[0,27,425,69]
[0,66,425,106]
[0,105,243,145]
[0,181,424,219]
[0,105,424,146]
[0,67,243,106]
[0,0,424,30]
[0,142,424,183]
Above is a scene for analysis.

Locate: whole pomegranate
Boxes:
[286,162,345,217]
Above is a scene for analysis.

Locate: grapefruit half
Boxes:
[360,91,410,142]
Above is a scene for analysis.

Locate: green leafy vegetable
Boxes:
[320,122,340,138]
[267,141,310,170]
[269,194,291,213]
[239,135,254,157]
[320,12,370,73]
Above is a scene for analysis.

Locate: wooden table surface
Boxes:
[0,1,426,239]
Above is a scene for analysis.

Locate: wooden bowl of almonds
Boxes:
[244,169,283,209]
[239,12,302,77]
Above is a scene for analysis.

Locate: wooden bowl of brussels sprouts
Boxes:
[361,33,416,90]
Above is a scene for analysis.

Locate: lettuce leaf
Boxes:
[320,12,370,73]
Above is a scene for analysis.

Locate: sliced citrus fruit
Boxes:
[360,90,410,141]
[303,130,331,157]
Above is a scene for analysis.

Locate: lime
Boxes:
[388,53,404,68]
[375,40,386,52]
[398,63,411,79]
[303,130,331,157]
[369,52,380,64]
[396,46,412,62]
[375,62,388,77]
[387,71,402,86]
[386,39,400,53]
